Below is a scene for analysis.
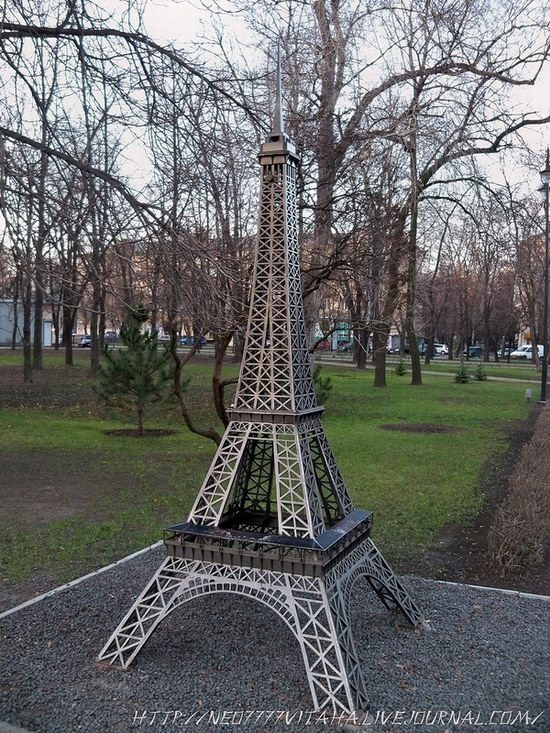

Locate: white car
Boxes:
[433,343,449,356]
[510,345,543,359]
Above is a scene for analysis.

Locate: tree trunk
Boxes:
[52,304,60,350]
[483,290,491,362]
[32,144,48,371]
[232,331,245,363]
[137,401,144,435]
[529,321,540,368]
[407,323,422,385]
[22,279,33,384]
[448,333,454,359]
[90,252,102,374]
[99,279,106,350]
[372,325,389,387]
[356,328,369,370]
[90,300,100,373]
[169,339,222,446]
[32,257,44,369]
[212,333,234,426]
[406,102,422,386]
[424,333,434,366]
[10,277,19,350]
[370,211,404,388]
[63,305,75,366]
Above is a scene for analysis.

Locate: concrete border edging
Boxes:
[431,577,550,601]
[0,540,163,620]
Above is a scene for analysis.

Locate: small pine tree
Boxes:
[96,305,174,434]
[313,364,333,405]
[394,359,407,376]
[474,361,488,381]
[455,360,470,384]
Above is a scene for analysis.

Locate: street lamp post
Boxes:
[539,149,550,403]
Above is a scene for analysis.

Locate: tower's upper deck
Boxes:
[259,50,299,162]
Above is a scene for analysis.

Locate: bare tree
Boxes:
[2,0,548,401]
[0,143,36,381]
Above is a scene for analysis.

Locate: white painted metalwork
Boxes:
[97,57,422,713]
[97,535,418,712]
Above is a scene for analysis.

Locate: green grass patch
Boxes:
[322,370,530,556]
[0,357,531,586]
[0,487,202,584]
[0,350,92,368]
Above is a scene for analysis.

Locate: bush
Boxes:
[488,409,550,575]
[454,360,470,383]
[313,364,333,405]
[474,361,488,381]
[394,359,407,376]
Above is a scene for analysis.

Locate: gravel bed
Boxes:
[0,545,548,733]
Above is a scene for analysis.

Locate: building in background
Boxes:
[0,298,52,347]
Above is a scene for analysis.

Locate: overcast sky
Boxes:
[105,0,550,196]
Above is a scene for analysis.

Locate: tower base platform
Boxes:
[97,512,422,713]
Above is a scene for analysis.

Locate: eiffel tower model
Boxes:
[97,60,422,713]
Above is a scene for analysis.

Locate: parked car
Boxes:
[462,345,483,358]
[510,345,544,360]
[315,340,332,351]
[79,334,91,348]
[180,335,206,346]
[433,343,449,356]
[104,330,117,343]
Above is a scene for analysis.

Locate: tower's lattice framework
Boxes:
[97,67,422,713]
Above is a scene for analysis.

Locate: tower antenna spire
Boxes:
[272,44,284,135]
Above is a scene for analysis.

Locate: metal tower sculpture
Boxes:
[97,59,422,713]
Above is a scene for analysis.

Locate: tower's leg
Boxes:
[286,576,368,712]
[97,557,369,713]
[97,544,420,712]
[97,556,195,669]
[327,538,422,628]
[361,539,422,626]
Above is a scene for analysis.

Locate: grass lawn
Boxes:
[323,368,530,554]
[0,352,532,591]
[0,350,92,369]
